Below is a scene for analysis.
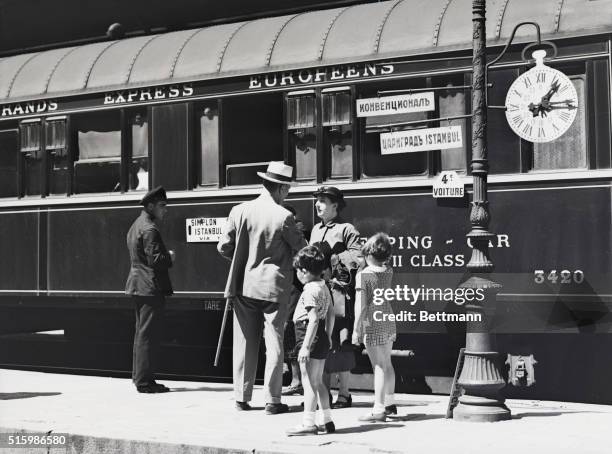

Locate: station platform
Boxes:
[0,369,610,454]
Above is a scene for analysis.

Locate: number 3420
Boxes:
[534,270,584,284]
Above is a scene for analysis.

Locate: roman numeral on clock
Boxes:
[559,111,572,122]
[538,127,546,138]
[522,124,533,136]
[523,77,533,89]
[536,72,546,83]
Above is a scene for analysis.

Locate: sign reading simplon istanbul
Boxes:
[380,125,463,154]
[186,217,227,243]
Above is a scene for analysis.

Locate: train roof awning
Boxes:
[1,0,611,103]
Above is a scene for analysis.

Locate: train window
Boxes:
[288,94,315,128]
[0,128,19,198]
[223,94,283,186]
[199,103,219,186]
[322,90,351,126]
[438,85,467,172]
[532,76,587,171]
[129,111,149,191]
[19,119,43,196]
[46,117,70,195]
[360,79,428,178]
[73,111,121,194]
[323,89,352,179]
[287,92,316,181]
[487,69,522,174]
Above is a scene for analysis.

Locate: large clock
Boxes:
[504,50,578,143]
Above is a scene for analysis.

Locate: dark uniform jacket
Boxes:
[125,211,173,296]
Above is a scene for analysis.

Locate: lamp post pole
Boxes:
[452,0,511,422]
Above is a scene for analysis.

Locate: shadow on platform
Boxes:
[0,392,61,400]
[332,423,404,434]
[351,400,438,409]
[512,410,601,420]
[389,413,446,422]
[168,386,234,393]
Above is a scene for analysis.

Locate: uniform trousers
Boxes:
[132,295,165,387]
[232,295,287,404]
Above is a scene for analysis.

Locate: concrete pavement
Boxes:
[0,369,610,454]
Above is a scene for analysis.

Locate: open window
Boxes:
[0,128,19,198]
[198,101,220,186]
[223,94,283,186]
[73,110,121,194]
[129,110,149,191]
[360,79,429,178]
[435,76,468,173]
[531,74,587,171]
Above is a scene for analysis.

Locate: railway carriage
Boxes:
[0,0,611,403]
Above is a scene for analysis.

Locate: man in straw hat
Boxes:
[126,186,175,393]
[218,161,307,414]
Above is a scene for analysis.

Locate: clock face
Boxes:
[505,64,578,143]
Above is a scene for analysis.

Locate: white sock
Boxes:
[303,411,316,427]
[317,408,333,424]
[385,394,395,406]
[373,403,385,414]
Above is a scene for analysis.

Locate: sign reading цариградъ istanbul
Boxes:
[380,125,463,154]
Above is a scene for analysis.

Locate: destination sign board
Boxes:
[356,92,435,117]
[186,217,227,243]
[380,125,463,154]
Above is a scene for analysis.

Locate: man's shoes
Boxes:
[316,421,336,434]
[286,424,318,436]
[235,401,252,411]
[384,404,398,416]
[136,384,169,394]
[331,394,352,409]
[281,384,304,396]
[152,383,170,392]
[358,412,387,422]
[265,403,289,415]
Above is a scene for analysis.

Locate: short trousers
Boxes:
[294,319,330,360]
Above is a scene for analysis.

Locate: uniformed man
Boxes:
[126,186,175,393]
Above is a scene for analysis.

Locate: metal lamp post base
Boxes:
[453,351,511,422]
[453,396,511,422]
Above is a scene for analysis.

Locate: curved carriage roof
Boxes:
[1,0,611,103]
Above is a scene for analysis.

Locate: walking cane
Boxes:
[214,298,231,367]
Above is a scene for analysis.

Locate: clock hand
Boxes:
[547,99,576,106]
[528,102,541,117]
[540,80,561,107]
[547,104,577,111]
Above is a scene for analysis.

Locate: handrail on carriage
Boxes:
[366,114,473,133]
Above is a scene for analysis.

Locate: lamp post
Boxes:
[452,0,511,422]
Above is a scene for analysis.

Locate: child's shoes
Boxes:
[358,412,387,422]
[316,421,336,433]
[286,424,318,436]
[384,404,397,415]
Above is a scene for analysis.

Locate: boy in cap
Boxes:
[126,186,175,393]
